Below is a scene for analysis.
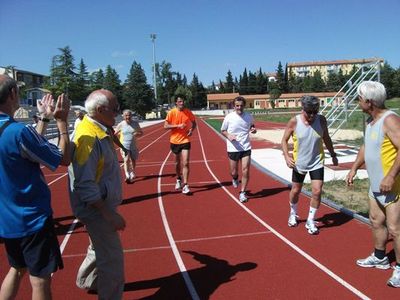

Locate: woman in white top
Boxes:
[115,109,143,183]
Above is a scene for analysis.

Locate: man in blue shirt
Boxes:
[0,75,71,299]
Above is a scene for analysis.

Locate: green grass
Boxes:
[206,119,223,132]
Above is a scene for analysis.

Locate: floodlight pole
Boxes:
[150,33,158,103]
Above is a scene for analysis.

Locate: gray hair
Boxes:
[85,90,109,116]
[0,75,17,104]
[300,95,320,110]
[357,81,387,108]
[122,109,133,115]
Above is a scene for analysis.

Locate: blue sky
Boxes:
[1,0,399,86]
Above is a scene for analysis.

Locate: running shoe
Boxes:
[288,214,298,227]
[232,178,239,188]
[182,184,190,194]
[356,253,391,269]
[239,191,248,203]
[305,220,319,235]
[130,172,135,179]
[175,179,182,190]
[387,266,400,288]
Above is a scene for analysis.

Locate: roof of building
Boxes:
[287,58,384,67]
[207,91,344,101]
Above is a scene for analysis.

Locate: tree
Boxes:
[269,86,281,109]
[239,68,249,95]
[45,46,77,99]
[123,61,154,116]
[189,73,207,108]
[89,69,105,91]
[326,72,342,92]
[247,71,257,94]
[174,85,192,107]
[275,61,285,92]
[255,68,268,94]
[310,70,325,92]
[103,65,122,101]
[380,62,396,98]
[74,58,90,103]
[224,70,235,93]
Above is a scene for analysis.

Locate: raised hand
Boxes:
[53,93,70,121]
[37,94,55,118]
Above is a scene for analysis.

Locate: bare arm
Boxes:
[379,114,400,193]
[164,120,186,130]
[281,117,296,168]
[321,115,338,166]
[345,144,365,186]
[52,93,70,166]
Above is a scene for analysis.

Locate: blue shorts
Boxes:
[3,216,63,277]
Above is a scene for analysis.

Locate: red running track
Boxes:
[0,119,398,299]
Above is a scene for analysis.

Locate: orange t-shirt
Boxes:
[165,107,196,144]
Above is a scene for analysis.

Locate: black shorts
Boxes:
[3,216,63,277]
[228,150,252,162]
[292,167,324,183]
[170,142,191,154]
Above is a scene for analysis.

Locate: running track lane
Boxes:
[0,120,398,299]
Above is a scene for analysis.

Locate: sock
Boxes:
[125,172,130,179]
[289,202,298,215]
[374,248,386,260]
[307,207,317,222]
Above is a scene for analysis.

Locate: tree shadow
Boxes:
[133,173,176,183]
[124,250,257,299]
[122,191,180,205]
[190,181,231,195]
[247,186,290,199]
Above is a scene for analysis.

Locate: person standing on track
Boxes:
[164,95,196,195]
[114,109,143,183]
[221,96,257,203]
[0,75,71,299]
[281,95,338,235]
[68,89,126,298]
[346,81,400,288]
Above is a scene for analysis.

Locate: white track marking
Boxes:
[157,151,200,300]
[196,121,371,300]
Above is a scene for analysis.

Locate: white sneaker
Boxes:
[130,172,135,180]
[232,178,239,188]
[239,191,248,203]
[175,179,182,190]
[356,253,391,269]
[288,214,298,227]
[387,266,400,288]
[182,184,190,194]
[305,220,319,235]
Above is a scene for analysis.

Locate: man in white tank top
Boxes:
[346,81,400,288]
[282,95,338,235]
[221,96,257,203]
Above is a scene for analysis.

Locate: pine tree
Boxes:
[190,73,207,108]
[239,68,249,95]
[74,58,90,103]
[103,65,122,101]
[224,70,235,93]
[123,61,154,116]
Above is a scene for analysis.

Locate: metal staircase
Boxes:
[320,59,382,137]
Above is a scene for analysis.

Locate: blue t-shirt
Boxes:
[0,114,62,238]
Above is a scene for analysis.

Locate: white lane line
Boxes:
[157,151,200,300]
[62,231,270,258]
[196,121,371,300]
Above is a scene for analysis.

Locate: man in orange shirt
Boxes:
[164,95,196,194]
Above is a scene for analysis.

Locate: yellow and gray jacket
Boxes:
[68,116,122,220]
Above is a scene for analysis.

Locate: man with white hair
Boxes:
[68,89,126,298]
[346,81,400,288]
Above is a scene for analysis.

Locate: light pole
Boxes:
[150,33,158,104]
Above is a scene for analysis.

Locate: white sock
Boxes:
[289,202,298,215]
[130,172,135,179]
[308,207,318,222]
[125,172,130,179]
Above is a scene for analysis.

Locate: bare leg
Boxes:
[0,267,26,300]
[310,179,323,209]
[181,149,190,185]
[240,156,251,192]
[369,198,389,251]
[29,274,51,300]
[386,200,400,264]
[175,153,182,178]
[229,158,238,179]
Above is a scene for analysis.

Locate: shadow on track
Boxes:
[124,250,257,299]
[247,186,290,199]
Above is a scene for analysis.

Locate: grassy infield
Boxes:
[205,98,400,217]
